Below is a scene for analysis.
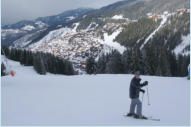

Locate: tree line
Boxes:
[86,47,190,77]
[1,46,75,75]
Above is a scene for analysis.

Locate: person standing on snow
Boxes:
[126,71,148,119]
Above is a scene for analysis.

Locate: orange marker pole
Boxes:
[10,71,15,77]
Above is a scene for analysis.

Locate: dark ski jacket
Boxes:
[129,77,146,99]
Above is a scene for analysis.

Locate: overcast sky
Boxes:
[2,0,121,25]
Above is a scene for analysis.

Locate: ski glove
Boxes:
[140,89,145,94]
[143,81,148,86]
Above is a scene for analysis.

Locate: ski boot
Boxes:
[126,113,136,117]
[134,114,148,119]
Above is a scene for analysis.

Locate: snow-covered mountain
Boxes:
[2,0,190,73]
[1,8,93,46]
[24,10,190,72]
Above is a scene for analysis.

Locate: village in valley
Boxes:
[28,8,190,74]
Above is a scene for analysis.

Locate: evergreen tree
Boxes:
[122,50,131,74]
[168,52,178,76]
[144,46,158,75]
[1,63,6,76]
[33,53,46,75]
[86,57,96,74]
[20,50,27,65]
[160,52,171,76]
[105,50,124,74]
[64,61,75,75]
[95,54,107,74]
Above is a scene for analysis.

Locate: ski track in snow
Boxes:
[1,57,190,126]
[140,15,168,50]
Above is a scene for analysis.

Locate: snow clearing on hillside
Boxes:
[140,14,168,50]
[101,29,126,54]
[1,58,190,126]
[174,34,190,55]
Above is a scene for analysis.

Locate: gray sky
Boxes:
[2,0,121,25]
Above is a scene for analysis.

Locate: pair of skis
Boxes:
[123,115,160,121]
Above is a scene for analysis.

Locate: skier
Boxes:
[126,71,148,119]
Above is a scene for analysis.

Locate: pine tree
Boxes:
[144,46,158,75]
[122,50,130,74]
[33,53,46,75]
[105,50,124,74]
[1,63,6,76]
[95,54,107,74]
[86,57,96,74]
[64,61,75,75]
[159,50,171,76]
[168,52,178,76]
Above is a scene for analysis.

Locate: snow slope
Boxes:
[21,25,35,31]
[174,34,190,55]
[112,15,124,20]
[112,15,129,20]
[102,29,126,54]
[1,58,190,126]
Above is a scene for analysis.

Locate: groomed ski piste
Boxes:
[1,57,190,126]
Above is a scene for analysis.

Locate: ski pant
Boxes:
[129,98,142,117]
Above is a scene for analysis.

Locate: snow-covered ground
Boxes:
[101,29,126,54]
[1,58,190,126]
[21,25,35,31]
[112,15,124,20]
[111,14,129,21]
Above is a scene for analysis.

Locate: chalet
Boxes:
[176,9,185,13]
[150,14,159,19]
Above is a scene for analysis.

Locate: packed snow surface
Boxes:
[1,58,190,126]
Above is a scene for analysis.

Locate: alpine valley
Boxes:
[2,0,190,75]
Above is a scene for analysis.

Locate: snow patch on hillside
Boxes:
[32,27,72,46]
[28,27,75,53]
[86,22,99,31]
[35,21,46,28]
[112,15,124,19]
[73,22,80,32]
[67,16,76,21]
[101,29,126,54]
[174,34,190,55]
[2,29,21,35]
[21,25,35,31]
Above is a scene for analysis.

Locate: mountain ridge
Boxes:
[1,0,190,74]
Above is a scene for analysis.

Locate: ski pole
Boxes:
[142,92,145,104]
[146,86,151,105]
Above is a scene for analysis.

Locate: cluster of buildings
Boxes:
[104,21,131,30]
[31,28,108,73]
[147,8,190,20]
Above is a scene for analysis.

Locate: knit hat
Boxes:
[135,71,140,76]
